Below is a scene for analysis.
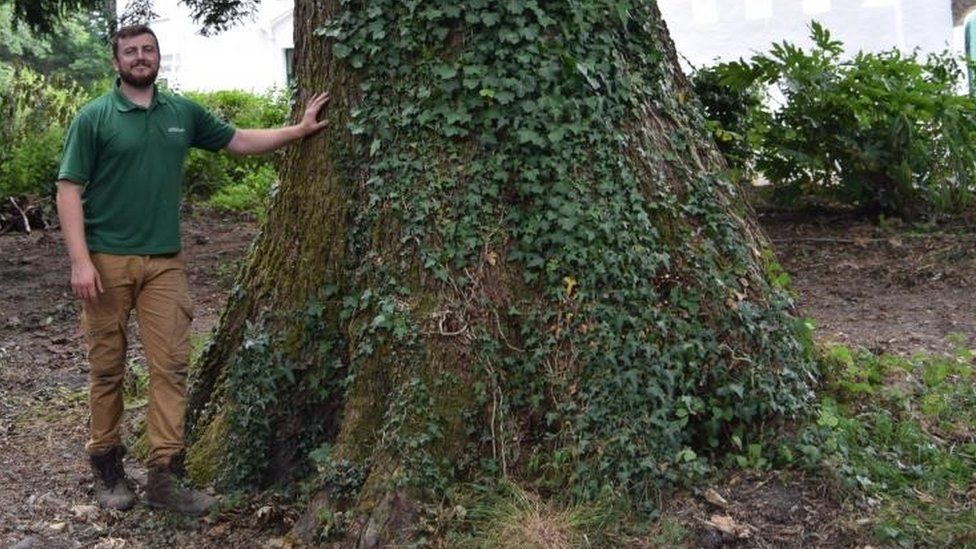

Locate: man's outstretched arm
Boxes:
[225,92,331,156]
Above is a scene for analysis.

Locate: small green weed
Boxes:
[123,358,150,409]
[54,386,88,407]
[646,515,689,546]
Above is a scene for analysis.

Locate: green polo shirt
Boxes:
[58,83,236,255]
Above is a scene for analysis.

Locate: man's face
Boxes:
[113,33,160,88]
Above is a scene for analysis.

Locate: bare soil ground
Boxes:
[1,207,972,548]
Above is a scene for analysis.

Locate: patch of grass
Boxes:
[54,386,88,407]
[450,482,626,548]
[805,338,976,546]
[646,515,689,546]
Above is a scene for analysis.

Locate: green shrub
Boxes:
[698,23,976,219]
[0,67,87,197]
[208,163,278,218]
[2,125,64,196]
[691,64,765,181]
[182,89,288,203]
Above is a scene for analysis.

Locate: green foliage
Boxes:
[9,0,105,34]
[790,340,976,545]
[123,358,150,407]
[691,63,764,180]
[220,300,347,489]
[208,164,278,219]
[699,22,976,218]
[306,444,367,539]
[288,0,818,508]
[0,66,87,197]
[182,89,287,211]
[0,4,113,91]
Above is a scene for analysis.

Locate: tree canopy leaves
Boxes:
[7,0,245,35]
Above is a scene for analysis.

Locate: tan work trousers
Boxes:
[81,252,193,467]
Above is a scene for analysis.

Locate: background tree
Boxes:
[0,4,113,90]
[10,0,818,544]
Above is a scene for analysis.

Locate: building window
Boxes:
[691,0,719,24]
[803,0,831,14]
[745,0,772,20]
[284,48,295,88]
[159,52,182,89]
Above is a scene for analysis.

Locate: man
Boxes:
[56,24,330,514]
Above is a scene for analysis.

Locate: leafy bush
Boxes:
[182,89,288,208]
[208,163,278,218]
[697,23,976,219]
[0,67,87,197]
[691,64,764,180]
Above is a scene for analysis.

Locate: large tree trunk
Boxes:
[186,1,817,544]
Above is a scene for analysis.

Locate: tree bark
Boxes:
[186,1,817,544]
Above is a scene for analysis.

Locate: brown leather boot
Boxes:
[145,458,217,516]
[89,446,136,511]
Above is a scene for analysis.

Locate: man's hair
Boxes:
[112,25,159,58]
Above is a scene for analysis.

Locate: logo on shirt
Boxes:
[167,127,186,133]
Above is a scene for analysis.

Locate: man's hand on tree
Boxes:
[299,92,331,138]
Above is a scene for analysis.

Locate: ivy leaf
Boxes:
[576,62,601,90]
[516,128,544,146]
[332,43,352,59]
[481,12,500,26]
[495,90,515,104]
[433,64,458,80]
[547,126,566,143]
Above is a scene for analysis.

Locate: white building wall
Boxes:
[658,0,954,69]
[122,0,294,92]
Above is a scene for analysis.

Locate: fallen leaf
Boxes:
[93,538,126,549]
[703,488,728,507]
[70,504,99,521]
[705,514,750,538]
[208,523,230,537]
[563,276,577,296]
[48,521,67,532]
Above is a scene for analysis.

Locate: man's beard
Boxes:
[119,62,158,88]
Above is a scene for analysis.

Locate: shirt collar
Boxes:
[112,78,167,112]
